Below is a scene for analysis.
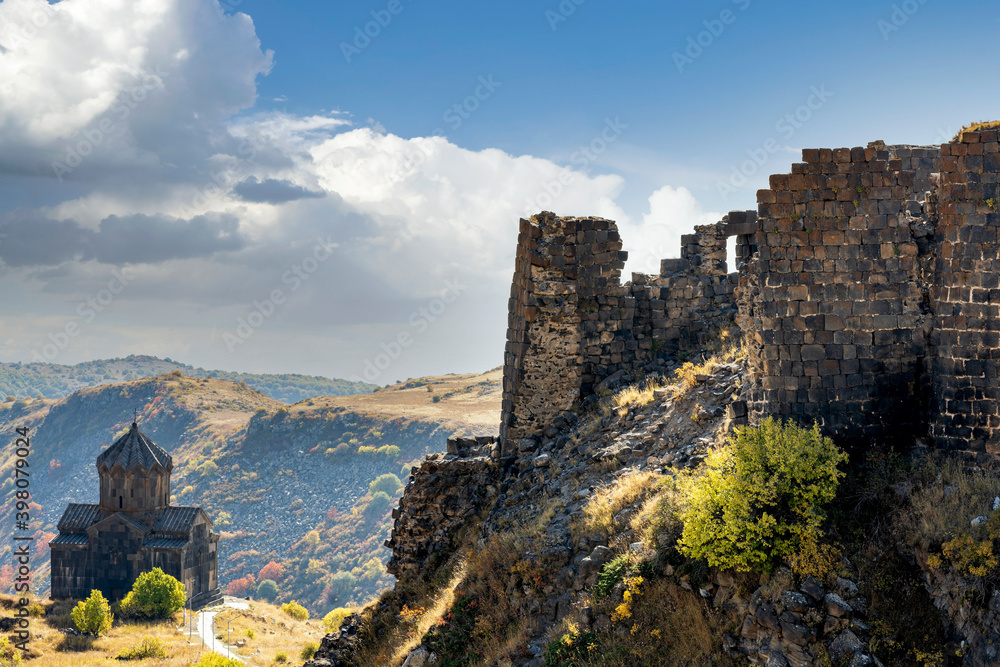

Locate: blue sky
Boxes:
[242,0,991,210]
[0,0,996,383]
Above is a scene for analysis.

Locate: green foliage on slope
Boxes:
[678,418,847,573]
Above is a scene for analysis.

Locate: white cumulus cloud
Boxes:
[621,185,723,276]
[0,0,719,381]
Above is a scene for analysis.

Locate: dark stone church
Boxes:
[50,421,222,609]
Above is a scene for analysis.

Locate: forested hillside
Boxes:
[0,355,377,403]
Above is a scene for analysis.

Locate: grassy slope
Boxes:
[9,594,324,666]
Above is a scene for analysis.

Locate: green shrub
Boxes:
[324,443,351,460]
[363,491,393,520]
[368,473,403,496]
[256,579,279,602]
[300,642,319,660]
[377,445,402,460]
[115,636,167,660]
[323,607,352,632]
[357,445,377,457]
[593,554,634,600]
[274,651,289,663]
[326,571,358,605]
[71,590,113,635]
[281,600,309,621]
[544,630,598,666]
[118,568,186,619]
[677,418,847,573]
[198,461,219,477]
[0,636,22,667]
[941,534,998,577]
[192,654,243,667]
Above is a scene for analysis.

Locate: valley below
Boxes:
[0,366,501,617]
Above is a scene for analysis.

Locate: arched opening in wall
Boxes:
[726,236,737,274]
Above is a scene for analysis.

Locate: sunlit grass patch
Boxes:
[574,470,664,541]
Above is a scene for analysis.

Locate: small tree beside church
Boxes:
[118,568,186,619]
[71,590,113,635]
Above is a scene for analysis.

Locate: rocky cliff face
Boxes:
[303,351,992,667]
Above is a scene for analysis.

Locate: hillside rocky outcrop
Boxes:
[306,361,886,667]
[385,437,498,580]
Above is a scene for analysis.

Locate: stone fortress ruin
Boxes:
[499,131,1000,462]
[384,127,1000,591]
[366,128,1000,667]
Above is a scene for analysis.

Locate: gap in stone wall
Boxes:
[726,235,737,274]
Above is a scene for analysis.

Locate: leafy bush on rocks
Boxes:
[323,607,353,632]
[678,418,847,573]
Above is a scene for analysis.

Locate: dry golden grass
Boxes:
[629,477,683,549]
[953,120,1000,142]
[306,368,502,436]
[353,523,550,666]
[380,562,468,667]
[670,330,745,401]
[544,575,740,667]
[588,576,739,666]
[210,601,327,667]
[611,378,662,413]
[608,327,745,415]
[18,597,201,666]
[12,596,323,666]
[574,470,664,541]
[909,457,1000,544]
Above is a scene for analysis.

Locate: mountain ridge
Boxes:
[0,354,378,404]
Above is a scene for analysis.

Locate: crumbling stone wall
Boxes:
[931,130,1000,456]
[499,212,753,452]
[740,144,940,446]
[500,214,588,452]
[499,132,1000,457]
[385,437,498,581]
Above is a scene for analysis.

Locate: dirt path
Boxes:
[191,598,250,663]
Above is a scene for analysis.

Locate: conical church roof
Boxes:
[96,422,172,471]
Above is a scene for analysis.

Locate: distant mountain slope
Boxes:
[0,368,500,616]
[0,355,377,403]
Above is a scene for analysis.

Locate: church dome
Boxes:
[97,422,172,472]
